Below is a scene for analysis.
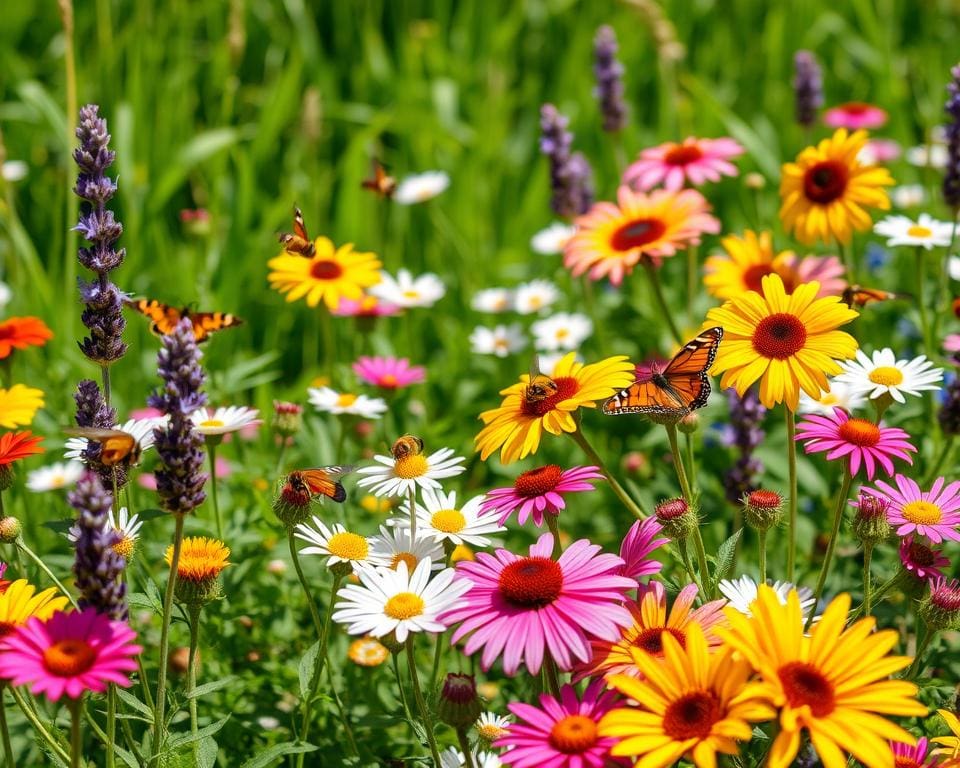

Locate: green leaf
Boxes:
[239,742,318,768]
[185,675,240,699]
[166,716,230,748]
[298,641,320,700]
[197,736,219,768]
[115,687,154,722]
[712,529,743,591]
[114,745,140,768]
[147,128,240,213]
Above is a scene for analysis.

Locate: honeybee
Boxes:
[277,207,316,257]
[361,160,397,199]
[525,356,559,403]
[391,435,424,460]
[286,466,352,503]
[64,427,142,468]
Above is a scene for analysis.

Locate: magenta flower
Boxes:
[795,408,916,479]
[441,533,634,675]
[479,465,603,527]
[331,296,401,317]
[944,333,960,355]
[890,737,939,768]
[864,474,960,544]
[899,536,949,581]
[352,356,426,390]
[823,101,887,130]
[623,136,744,192]
[496,679,624,768]
[619,517,668,581]
[0,608,141,700]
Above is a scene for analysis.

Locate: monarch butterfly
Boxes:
[287,466,353,503]
[361,160,397,199]
[277,207,316,257]
[603,327,724,418]
[525,355,559,404]
[124,299,243,343]
[391,435,424,460]
[841,285,909,308]
[63,427,142,468]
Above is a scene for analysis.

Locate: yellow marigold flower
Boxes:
[267,237,381,310]
[779,128,893,245]
[599,622,775,768]
[719,585,927,768]
[347,636,389,667]
[0,580,69,637]
[166,537,231,583]
[704,274,858,410]
[475,353,634,464]
[0,385,44,429]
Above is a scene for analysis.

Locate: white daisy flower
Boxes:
[368,525,444,572]
[393,171,450,205]
[530,222,576,255]
[873,213,954,250]
[797,380,867,416]
[950,255,960,282]
[64,417,166,460]
[26,461,85,492]
[513,280,559,315]
[190,405,261,436]
[835,348,943,404]
[1,161,27,183]
[294,517,387,572]
[905,143,948,169]
[66,506,143,559]
[719,575,816,619]
[371,269,446,308]
[332,558,469,642]
[392,488,504,547]
[356,447,466,498]
[469,324,527,358]
[890,184,926,209]
[475,712,511,743]
[531,312,593,351]
[471,288,514,314]
[307,387,388,419]
[440,748,503,768]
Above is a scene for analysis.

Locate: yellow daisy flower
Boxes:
[267,236,381,310]
[0,580,69,637]
[719,585,927,768]
[598,622,775,768]
[166,537,231,583]
[933,708,960,761]
[0,385,44,429]
[475,353,634,464]
[704,273,858,410]
[779,128,893,245]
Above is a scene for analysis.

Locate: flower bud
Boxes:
[266,558,287,575]
[742,489,783,532]
[271,401,303,439]
[622,451,650,478]
[654,497,697,541]
[0,517,21,543]
[379,631,406,654]
[852,492,892,546]
[920,578,960,631]
[438,673,482,729]
[744,172,766,190]
[273,477,314,529]
[677,412,699,434]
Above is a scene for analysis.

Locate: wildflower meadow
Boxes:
[4,2,960,766]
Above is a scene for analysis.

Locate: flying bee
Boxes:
[286,466,353,503]
[391,435,424,460]
[64,427,142,468]
[525,356,559,403]
[842,285,910,308]
[361,160,397,199]
[277,207,316,257]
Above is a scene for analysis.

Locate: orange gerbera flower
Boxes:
[0,432,43,466]
[0,317,53,359]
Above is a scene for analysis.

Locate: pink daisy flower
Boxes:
[944,333,960,355]
[864,474,960,544]
[623,137,744,192]
[618,517,668,581]
[478,465,603,527]
[823,101,888,130]
[862,138,901,164]
[890,737,940,768]
[795,407,916,479]
[899,536,950,582]
[441,533,634,675]
[331,295,401,317]
[0,608,141,701]
[780,252,847,297]
[352,356,426,390]
[495,679,625,768]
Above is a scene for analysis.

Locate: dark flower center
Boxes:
[655,498,689,521]
[310,259,343,280]
[778,662,835,717]
[803,160,849,204]
[633,627,686,656]
[521,376,579,417]
[751,313,807,359]
[498,557,563,608]
[908,541,936,567]
[514,465,563,497]
[664,144,704,166]
[662,691,722,740]
[609,218,667,252]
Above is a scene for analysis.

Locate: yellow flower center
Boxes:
[390,552,419,571]
[907,225,933,238]
[402,290,420,300]
[381,374,398,387]
[112,536,135,559]
[384,591,424,620]
[901,500,943,525]
[50,475,65,489]
[430,509,466,533]
[43,639,97,677]
[555,328,569,340]
[394,454,429,479]
[819,393,838,405]
[200,419,225,428]
[327,532,369,560]
[477,722,507,741]
[336,394,358,407]
[451,544,474,562]
[868,366,904,386]
[548,714,598,754]
[529,296,543,309]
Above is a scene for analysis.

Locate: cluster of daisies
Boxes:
[308,355,427,420]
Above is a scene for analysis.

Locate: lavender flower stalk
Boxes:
[539,104,594,218]
[74,378,127,489]
[722,389,767,504]
[593,26,627,133]
[793,51,823,129]
[70,471,127,620]
[943,64,960,210]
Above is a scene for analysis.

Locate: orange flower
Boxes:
[0,317,53,359]
[0,431,43,466]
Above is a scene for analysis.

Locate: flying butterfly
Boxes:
[361,160,397,199]
[842,285,910,308]
[124,299,243,343]
[277,206,316,257]
[602,327,724,418]
[63,427,142,468]
[287,466,353,503]
[524,356,559,404]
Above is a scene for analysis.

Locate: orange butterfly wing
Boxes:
[125,299,183,336]
[297,466,353,503]
[189,312,244,343]
[602,379,688,415]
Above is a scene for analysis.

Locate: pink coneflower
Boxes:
[495,680,623,768]
[890,737,940,768]
[899,536,950,581]
[331,295,401,317]
[781,252,847,297]
[618,517,668,581]
[352,356,426,390]
[0,608,141,700]
[945,334,960,355]
[795,407,916,479]
[623,137,744,192]
[862,138,901,165]
[864,475,960,544]
[823,101,888,130]
[441,533,634,675]
[479,465,603,527]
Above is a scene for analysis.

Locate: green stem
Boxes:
[408,486,417,539]
[101,365,111,408]
[207,443,223,539]
[136,655,155,714]
[106,685,116,768]
[274,440,289,477]
[152,512,185,764]
[457,729,476,768]
[69,699,82,768]
[684,431,697,495]
[850,573,899,620]
[429,630,444,692]
[543,654,562,698]
[406,640,442,767]
[863,544,874,617]
[676,541,704,596]
[320,306,335,380]
[568,427,646,519]
[643,260,683,345]
[665,423,693,502]
[545,514,562,557]
[924,435,956,485]
[0,687,13,768]
[287,529,324,638]
[758,529,767,584]
[325,660,359,758]
[16,540,79,609]
[691,528,711,598]
[8,686,70,764]
[187,604,202,743]
[391,655,414,724]
[806,468,853,631]
[906,626,934,680]
[916,246,931,358]
[686,244,698,327]
[785,408,798,583]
